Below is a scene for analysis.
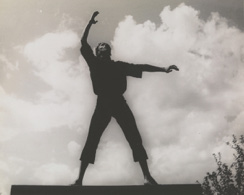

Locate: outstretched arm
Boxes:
[81,11,99,44]
[138,64,179,73]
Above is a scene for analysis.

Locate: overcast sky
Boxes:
[0,0,244,194]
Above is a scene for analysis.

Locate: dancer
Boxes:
[74,11,179,186]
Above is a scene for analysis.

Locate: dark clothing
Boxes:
[80,42,148,164]
[80,42,143,96]
[80,96,148,163]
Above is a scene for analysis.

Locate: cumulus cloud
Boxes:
[1,28,96,133]
[112,3,244,183]
[67,141,81,157]
[0,55,19,72]
[23,30,83,93]
[34,163,74,185]
[0,23,94,194]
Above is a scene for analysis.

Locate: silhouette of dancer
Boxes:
[73,11,179,186]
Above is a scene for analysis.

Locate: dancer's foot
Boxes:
[144,175,158,186]
[71,179,83,186]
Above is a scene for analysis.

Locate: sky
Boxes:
[0,0,244,194]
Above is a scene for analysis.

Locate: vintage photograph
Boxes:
[0,0,243,195]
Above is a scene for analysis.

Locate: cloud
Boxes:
[0,23,95,194]
[67,141,81,157]
[84,140,141,185]
[0,29,95,134]
[0,54,19,83]
[0,55,19,71]
[112,3,244,183]
[23,30,80,89]
[34,163,74,185]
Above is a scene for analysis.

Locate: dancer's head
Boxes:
[95,42,111,60]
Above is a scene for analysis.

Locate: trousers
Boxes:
[80,95,148,164]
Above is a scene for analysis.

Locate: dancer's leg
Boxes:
[74,98,111,185]
[113,98,157,185]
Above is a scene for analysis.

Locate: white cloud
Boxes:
[23,30,79,68]
[84,140,141,185]
[67,141,81,156]
[23,30,82,92]
[0,29,96,134]
[0,23,94,194]
[112,3,244,184]
[34,163,74,185]
[0,55,19,71]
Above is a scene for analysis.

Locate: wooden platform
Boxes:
[11,184,202,195]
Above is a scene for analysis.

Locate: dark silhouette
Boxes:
[73,11,179,186]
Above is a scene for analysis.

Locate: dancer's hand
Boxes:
[90,11,99,24]
[165,65,179,73]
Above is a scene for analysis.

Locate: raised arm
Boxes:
[138,64,179,73]
[81,11,99,44]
